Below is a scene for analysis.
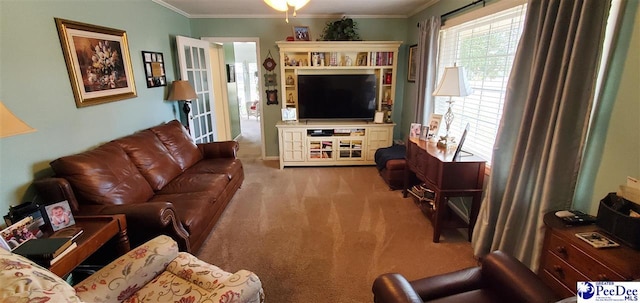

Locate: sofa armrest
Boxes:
[372,273,423,303]
[481,251,558,303]
[74,235,179,303]
[408,266,483,301]
[79,203,190,252]
[33,177,82,212]
[198,140,239,159]
[166,252,263,302]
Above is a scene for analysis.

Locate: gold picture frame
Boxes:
[55,18,137,108]
[408,44,417,82]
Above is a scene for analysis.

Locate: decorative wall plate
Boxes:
[263,57,276,71]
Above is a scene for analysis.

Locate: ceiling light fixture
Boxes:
[264,0,310,23]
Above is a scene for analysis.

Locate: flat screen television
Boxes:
[297,74,377,121]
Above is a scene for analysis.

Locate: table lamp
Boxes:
[432,64,472,148]
[167,80,197,129]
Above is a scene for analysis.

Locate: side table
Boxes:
[49,214,130,278]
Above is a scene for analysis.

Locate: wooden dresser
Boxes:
[539,212,640,298]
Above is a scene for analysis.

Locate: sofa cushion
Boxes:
[184,158,243,180]
[114,130,182,190]
[51,142,154,205]
[150,120,203,170]
[0,246,80,302]
[157,173,230,195]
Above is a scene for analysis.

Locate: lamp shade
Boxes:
[167,80,197,101]
[433,66,473,97]
[0,101,36,138]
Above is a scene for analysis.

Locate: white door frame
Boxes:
[201,37,265,161]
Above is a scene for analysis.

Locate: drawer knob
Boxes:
[597,274,610,281]
[555,246,567,256]
[553,265,565,279]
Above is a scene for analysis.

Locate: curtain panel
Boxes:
[472,0,611,270]
[414,16,441,124]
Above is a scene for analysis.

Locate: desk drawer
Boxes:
[547,232,625,281]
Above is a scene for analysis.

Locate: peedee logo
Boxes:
[577,282,595,299]
[577,282,640,302]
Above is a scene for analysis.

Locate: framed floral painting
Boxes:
[55,18,137,108]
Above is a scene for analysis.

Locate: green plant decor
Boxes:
[320,17,361,41]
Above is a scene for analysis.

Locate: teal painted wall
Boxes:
[0,1,190,211]
[189,17,408,157]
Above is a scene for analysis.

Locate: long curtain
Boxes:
[472,0,611,270]
[414,16,440,123]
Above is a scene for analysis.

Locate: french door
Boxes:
[176,36,217,143]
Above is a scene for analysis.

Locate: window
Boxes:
[435,4,527,165]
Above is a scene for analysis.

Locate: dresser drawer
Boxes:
[548,232,626,281]
[539,266,576,299]
[540,251,588,291]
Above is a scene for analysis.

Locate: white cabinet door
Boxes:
[367,128,391,161]
[281,129,305,163]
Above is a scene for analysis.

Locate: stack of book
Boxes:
[12,227,82,266]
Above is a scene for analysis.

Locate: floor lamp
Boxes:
[167,80,197,130]
[432,64,473,149]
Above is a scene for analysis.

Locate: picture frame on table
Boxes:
[44,200,76,232]
[0,216,43,251]
[374,111,385,124]
[293,26,310,41]
[427,113,443,139]
[407,44,417,82]
[141,51,166,88]
[55,18,137,108]
[282,108,297,122]
[420,126,429,141]
[409,123,421,139]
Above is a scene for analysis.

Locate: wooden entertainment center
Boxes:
[275,41,401,169]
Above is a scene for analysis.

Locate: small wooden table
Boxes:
[403,138,486,242]
[49,215,130,277]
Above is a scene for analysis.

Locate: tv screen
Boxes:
[297,74,377,121]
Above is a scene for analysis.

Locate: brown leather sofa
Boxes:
[33,120,243,253]
[372,251,559,303]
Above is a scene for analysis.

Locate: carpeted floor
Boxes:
[196,118,478,302]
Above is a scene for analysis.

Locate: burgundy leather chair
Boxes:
[372,251,559,303]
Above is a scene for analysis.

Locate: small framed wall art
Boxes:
[407,44,417,82]
[293,26,310,41]
[55,18,137,107]
[142,51,166,88]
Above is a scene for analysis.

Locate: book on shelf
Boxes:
[12,237,73,260]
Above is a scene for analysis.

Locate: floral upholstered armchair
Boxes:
[0,235,264,303]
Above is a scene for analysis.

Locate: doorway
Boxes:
[202,38,264,160]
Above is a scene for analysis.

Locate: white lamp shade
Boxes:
[433,66,473,97]
[167,80,197,101]
[0,101,36,138]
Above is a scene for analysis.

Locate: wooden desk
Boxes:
[539,212,640,298]
[49,215,130,277]
[403,138,486,242]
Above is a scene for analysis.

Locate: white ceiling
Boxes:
[153,0,439,18]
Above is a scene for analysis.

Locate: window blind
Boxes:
[435,4,527,165]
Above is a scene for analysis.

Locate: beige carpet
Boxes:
[196,118,478,302]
